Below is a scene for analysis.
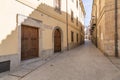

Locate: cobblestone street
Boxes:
[0,40,120,80]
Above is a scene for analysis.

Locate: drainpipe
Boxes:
[66,0,69,50]
[115,0,118,57]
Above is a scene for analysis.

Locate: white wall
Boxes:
[0,0,35,43]
[67,0,85,24]
[0,0,85,44]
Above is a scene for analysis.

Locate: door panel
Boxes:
[54,29,61,53]
[21,25,39,60]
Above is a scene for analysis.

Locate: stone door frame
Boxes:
[52,26,63,53]
[17,15,43,62]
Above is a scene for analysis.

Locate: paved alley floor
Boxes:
[1,40,120,80]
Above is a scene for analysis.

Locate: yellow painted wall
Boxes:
[0,0,85,56]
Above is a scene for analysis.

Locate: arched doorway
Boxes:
[54,29,61,53]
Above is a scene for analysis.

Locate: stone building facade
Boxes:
[90,0,120,57]
[0,0,85,72]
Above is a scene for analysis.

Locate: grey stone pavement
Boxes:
[1,40,120,80]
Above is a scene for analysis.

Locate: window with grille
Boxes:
[71,10,74,22]
[71,31,74,42]
[54,0,61,12]
[76,17,78,26]
[76,0,78,8]
[77,33,78,42]
[99,0,101,12]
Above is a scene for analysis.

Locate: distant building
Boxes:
[85,26,91,40]
[0,0,85,72]
[90,0,120,57]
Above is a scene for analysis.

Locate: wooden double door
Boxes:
[21,25,39,60]
[54,29,61,53]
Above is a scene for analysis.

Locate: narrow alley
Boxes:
[1,0,120,80]
[1,40,120,80]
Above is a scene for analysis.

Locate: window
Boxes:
[54,0,61,12]
[76,0,78,8]
[76,17,78,26]
[71,31,74,42]
[77,33,78,42]
[99,0,101,12]
[71,10,74,22]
